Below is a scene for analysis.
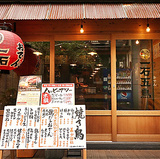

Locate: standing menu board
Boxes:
[41,83,75,105]
[16,76,42,106]
[0,105,86,149]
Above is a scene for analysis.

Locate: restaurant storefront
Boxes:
[0,2,160,150]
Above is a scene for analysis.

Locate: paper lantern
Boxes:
[14,45,40,76]
[0,30,25,70]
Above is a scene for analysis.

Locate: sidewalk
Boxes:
[3,149,160,159]
[2,142,160,159]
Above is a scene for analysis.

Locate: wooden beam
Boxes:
[86,110,111,116]
[83,149,87,159]
[0,150,2,159]
[50,40,55,83]
[111,34,117,142]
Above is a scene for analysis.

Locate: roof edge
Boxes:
[0,0,159,4]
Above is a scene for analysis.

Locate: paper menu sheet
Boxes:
[0,105,86,149]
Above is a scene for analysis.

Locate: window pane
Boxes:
[55,41,111,110]
[116,40,155,110]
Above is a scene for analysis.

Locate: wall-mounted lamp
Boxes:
[80,24,84,33]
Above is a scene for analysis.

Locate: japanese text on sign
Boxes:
[0,105,86,149]
[41,83,75,105]
[140,62,151,98]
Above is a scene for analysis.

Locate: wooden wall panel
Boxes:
[10,19,160,35]
[86,116,111,134]
[87,134,112,141]
[117,134,160,142]
[118,116,160,134]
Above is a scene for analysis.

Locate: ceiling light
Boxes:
[33,51,42,56]
[146,23,150,32]
[95,67,100,70]
[70,63,77,67]
[136,40,139,44]
[80,24,84,33]
[88,52,97,56]
[96,63,103,67]
[146,19,150,32]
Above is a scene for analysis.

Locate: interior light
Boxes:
[70,63,77,67]
[96,63,103,67]
[80,24,84,33]
[33,51,42,56]
[95,67,100,70]
[136,40,139,44]
[88,52,97,56]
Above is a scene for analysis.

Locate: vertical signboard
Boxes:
[16,75,42,106]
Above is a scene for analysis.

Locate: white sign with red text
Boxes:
[41,83,75,105]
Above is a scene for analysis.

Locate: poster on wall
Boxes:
[16,75,42,106]
[41,83,75,105]
[0,105,86,149]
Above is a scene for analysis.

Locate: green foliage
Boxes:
[55,41,99,67]
[24,41,50,56]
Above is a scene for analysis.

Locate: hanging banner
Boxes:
[0,105,86,149]
[16,75,42,106]
[41,83,75,105]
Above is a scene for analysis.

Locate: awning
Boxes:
[0,3,160,20]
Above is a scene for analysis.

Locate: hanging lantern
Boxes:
[0,30,25,70]
[14,45,40,76]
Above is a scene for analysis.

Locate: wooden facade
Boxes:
[0,17,160,157]
[0,18,160,140]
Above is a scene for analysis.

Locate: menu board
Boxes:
[41,83,75,105]
[16,76,42,106]
[0,105,86,149]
